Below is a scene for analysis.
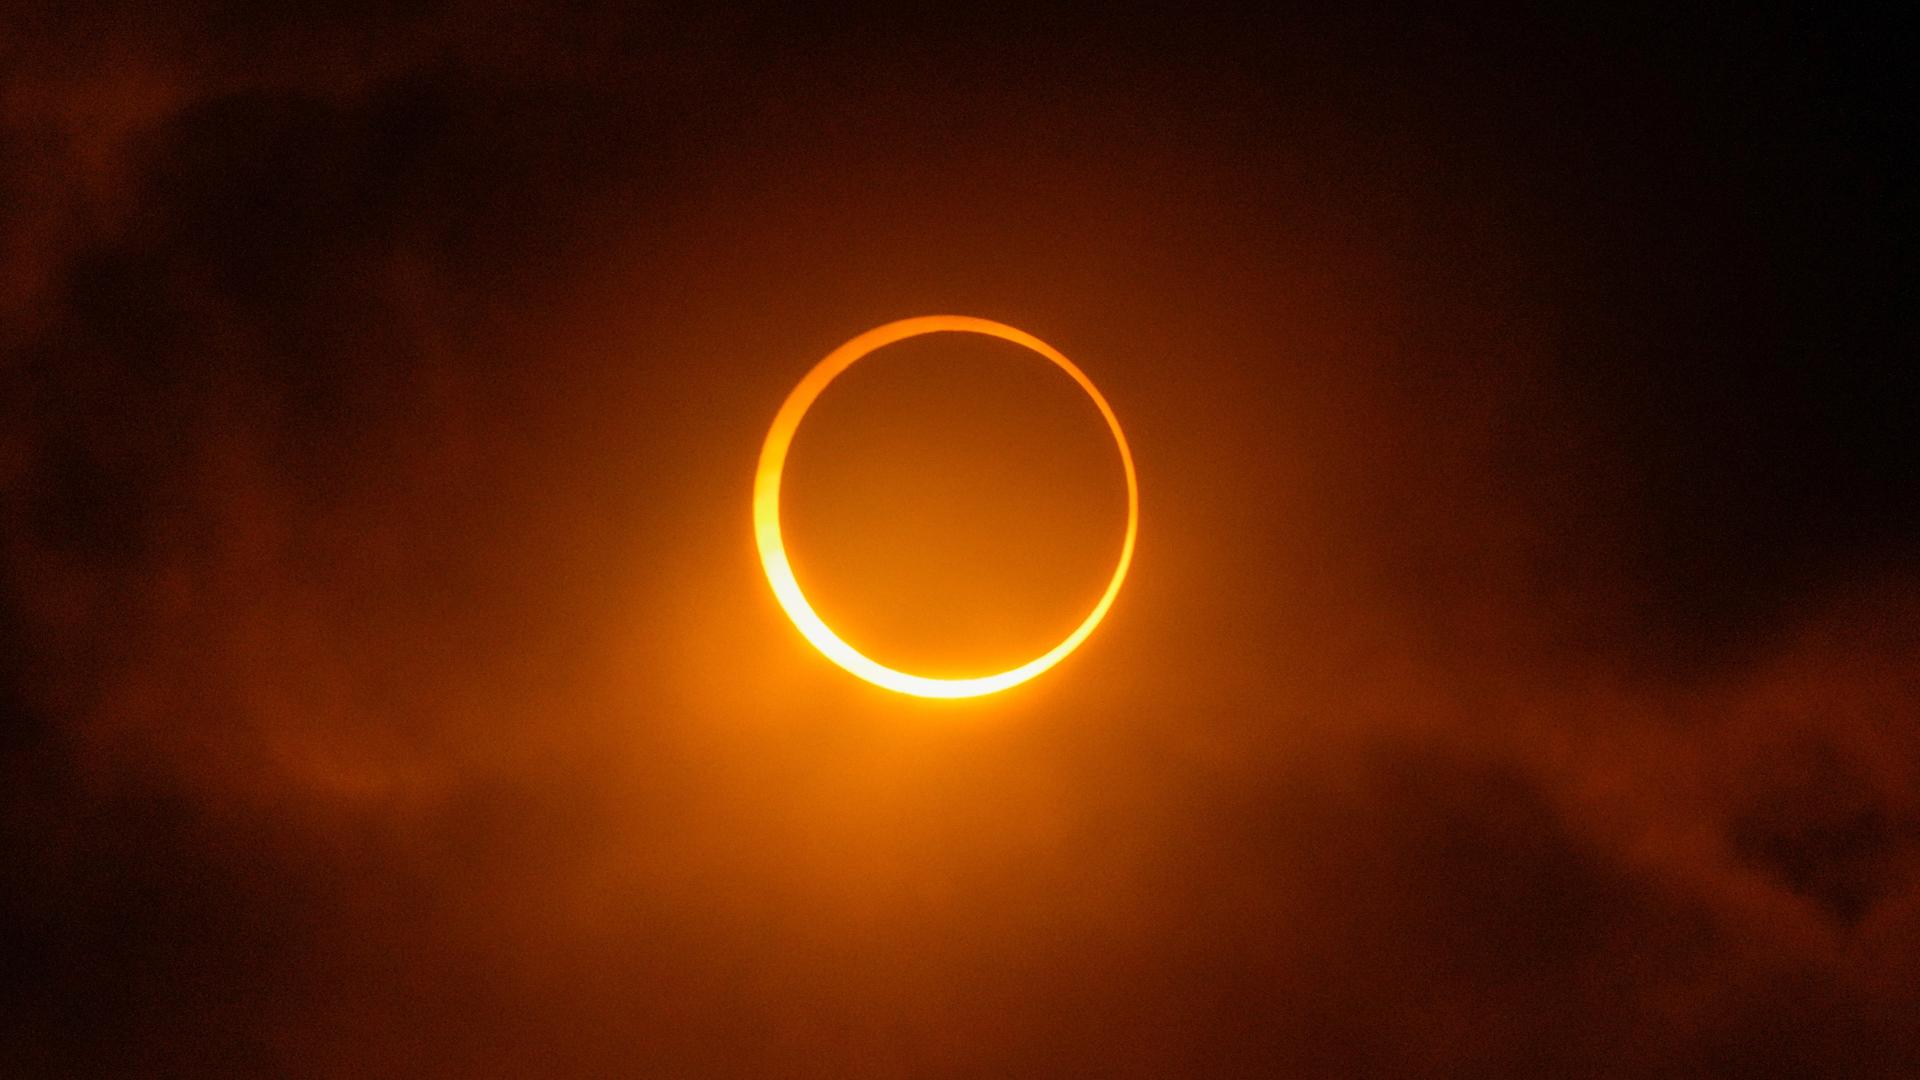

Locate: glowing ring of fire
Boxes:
[753,315,1139,699]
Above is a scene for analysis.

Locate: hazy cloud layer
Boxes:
[3,6,1914,1076]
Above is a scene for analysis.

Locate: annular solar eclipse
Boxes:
[753,315,1139,698]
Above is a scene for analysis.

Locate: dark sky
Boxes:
[3,5,1916,1077]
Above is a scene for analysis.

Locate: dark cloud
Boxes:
[3,5,1914,1077]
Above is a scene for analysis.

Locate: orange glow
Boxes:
[753,316,1139,698]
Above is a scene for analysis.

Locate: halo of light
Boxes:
[753,315,1139,699]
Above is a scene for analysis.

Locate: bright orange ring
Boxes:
[753,315,1139,699]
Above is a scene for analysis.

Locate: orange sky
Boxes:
[2,5,1915,1077]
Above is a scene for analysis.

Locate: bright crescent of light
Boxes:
[753,315,1139,699]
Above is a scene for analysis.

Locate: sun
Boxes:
[753,315,1139,699]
